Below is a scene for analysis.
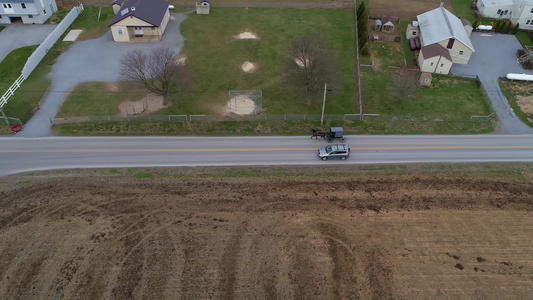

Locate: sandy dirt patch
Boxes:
[105,82,120,92]
[294,58,308,68]
[241,61,258,73]
[117,93,168,117]
[0,168,533,299]
[228,95,258,115]
[176,55,187,65]
[235,31,260,40]
[516,95,533,115]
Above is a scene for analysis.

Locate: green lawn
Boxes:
[450,0,476,23]
[515,31,533,47]
[57,82,148,117]
[0,46,40,122]
[362,70,491,118]
[399,21,416,67]
[66,7,115,41]
[167,8,358,115]
[499,79,533,128]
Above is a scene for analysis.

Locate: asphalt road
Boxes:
[1,135,533,177]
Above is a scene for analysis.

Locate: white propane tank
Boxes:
[412,21,419,27]
[477,25,493,31]
[507,73,533,81]
[168,4,175,9]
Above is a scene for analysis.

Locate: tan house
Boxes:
[416,4,474,73]
[108,0,170,42]
[418,43,453,74]
[381,16,395,33]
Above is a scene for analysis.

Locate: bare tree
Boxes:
[387,66,419,103]
[286,35,339,106]
[119,48,187,104]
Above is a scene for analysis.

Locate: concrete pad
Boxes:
[62,29,83,42]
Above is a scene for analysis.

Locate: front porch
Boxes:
[128,34,162,43]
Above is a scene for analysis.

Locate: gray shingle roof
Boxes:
[417,6,474,51]
[109,0,170,27]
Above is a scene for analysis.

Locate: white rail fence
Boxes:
[0,4,84,109]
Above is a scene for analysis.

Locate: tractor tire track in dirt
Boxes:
[1,172,533,299]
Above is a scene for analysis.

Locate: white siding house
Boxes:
[476,0,515,19]
[477,0,533,29]
[0,0,57,24]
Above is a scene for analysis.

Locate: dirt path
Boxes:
[1,167,533,299]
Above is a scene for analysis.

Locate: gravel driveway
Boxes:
[451,32,533,134]
[0,24,57,64]
[17,13,186,137]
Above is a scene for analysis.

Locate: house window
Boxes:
[412,31,416,35]
[3,3,12,8]
[504,10,509,15]
[430,62,434,66]
[424,78,430,83]
[497,9,502,14]
[43,9,46,14]
[530,8,533,13]
[440,64,444,67]
[151,26,155,30]
[446,38,455,49]
[28,15,33,18]
[528,20,532,25]
[459,50,464,55]
[117,28,124,36]
[21,3,26,9]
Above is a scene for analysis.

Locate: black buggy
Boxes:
[311,127,347,143]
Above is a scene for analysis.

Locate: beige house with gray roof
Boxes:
[415,5,475,74]
[108,0,170,42]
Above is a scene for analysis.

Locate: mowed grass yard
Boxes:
[362,41,491,119]
[59,8,358,117]
[164,8,358,115]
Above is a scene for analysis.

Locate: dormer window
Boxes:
[21,3,26,9]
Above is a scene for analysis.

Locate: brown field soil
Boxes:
[1,165,533,299]
[369,0,455,22]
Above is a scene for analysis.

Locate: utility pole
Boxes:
[0,106,10,126]
[321,83,327,126]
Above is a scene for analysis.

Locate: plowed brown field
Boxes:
[1,165,533,299]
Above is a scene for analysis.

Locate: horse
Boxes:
[311,129,326,139]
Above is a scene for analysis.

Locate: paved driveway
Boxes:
[451,32,533,134]
[17,13,186,137]
[0,24,57,64]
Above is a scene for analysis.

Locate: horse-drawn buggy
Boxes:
[311,127,347,143]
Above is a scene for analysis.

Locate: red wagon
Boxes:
[10,124,23,134]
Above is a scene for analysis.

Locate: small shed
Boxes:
[461,18,473,37]
[419,72,433,86]
[196,0,210,14]
[406,21,420,39]
[374,19,382,31]
[381,16,395,33]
